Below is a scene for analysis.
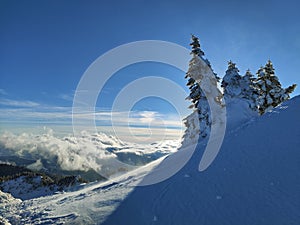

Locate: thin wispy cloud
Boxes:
[136,111,157,123]
[0,96,183,144]
[0,104,183,129]
[0,98,40,107]
[59,93,74,102]
[0,89,8,96]
[74,110,183,128]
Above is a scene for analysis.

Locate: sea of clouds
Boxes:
[0,129,180,179]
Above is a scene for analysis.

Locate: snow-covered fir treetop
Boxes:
[221,61,243,99]
[243,69,255,82]
[240,69,259,111]
[256,66,265,78]
[222,61,241,88]
[186,35,219,88]
[190,34,204,56]
[186,53,223,105]
[264,60,275,75]
[185,34,222,110]
[255,59,296,114]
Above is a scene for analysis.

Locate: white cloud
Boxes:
[0,95,184,144]
[0,106,183,128]
[0,98,40,107]
[136,111,158,123]
[59,93,74,101]
[0,105,184,144]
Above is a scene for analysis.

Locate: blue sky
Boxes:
[0,0,300,140]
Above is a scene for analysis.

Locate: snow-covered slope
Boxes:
[225,97,258,130]
[0,158,163,224]
[0,191,21,225]
[1,96,300,224]
[103,96,300,225]
[1,175,57,200]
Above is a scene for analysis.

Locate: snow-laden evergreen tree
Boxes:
[185,35,205,109]
[285,83,297,95]
[185,35,220,110]
[256,60,297,114]
[240,69,259,111]
[181,35,223,147]
[189,34,204,57]
[221,61,259,128]
[221,61,242,101]
[183,35,210,143]
[222,62,259,113]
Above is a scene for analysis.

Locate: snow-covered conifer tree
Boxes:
[221,62,259,127]
[240,69,259,111]
[183,35,210,143]
[285,83,297,96]
[221,61,242,101]
[185,35,220,109]
[184,35,205,109]
[181,35,223,147]
[256,60,297,114]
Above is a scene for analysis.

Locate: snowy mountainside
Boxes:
[225,97,258,130]
[103,95,300,225]
[0,190,21,225]
[0,157,164,224]
[0,163,92,200]
[0,171,85,200]
[1,175,59,200]
[1,96,300,225]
